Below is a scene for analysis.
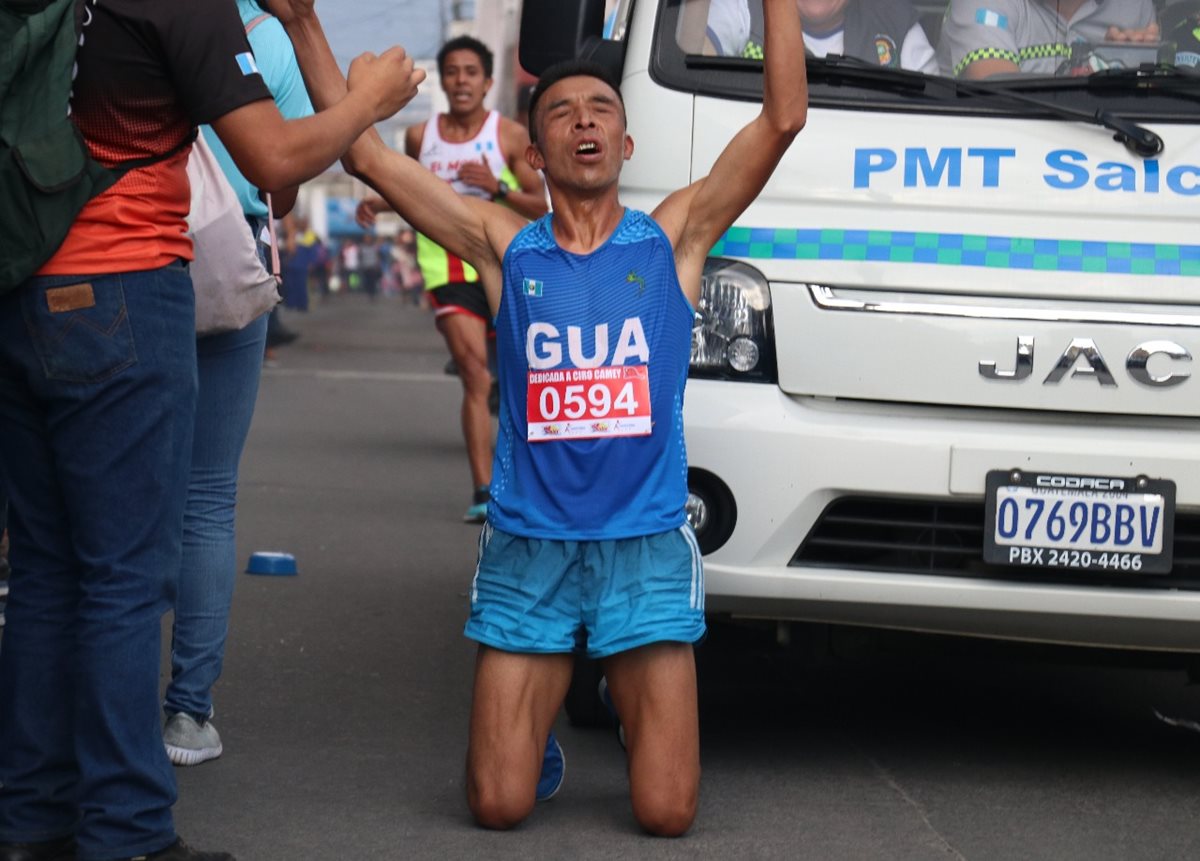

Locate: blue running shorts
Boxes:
[465,524,706,659]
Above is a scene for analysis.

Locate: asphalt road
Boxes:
[167,291,1200,861]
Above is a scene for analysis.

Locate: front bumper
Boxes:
[684,380,1200,652]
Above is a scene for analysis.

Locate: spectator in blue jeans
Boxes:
[0,0,420,858]
[161,0,315,769]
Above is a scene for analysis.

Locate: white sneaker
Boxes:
[163,712,223,766]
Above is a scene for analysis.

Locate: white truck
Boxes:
[518,0,1200,699]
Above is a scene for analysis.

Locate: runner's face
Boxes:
[440,49,491,115]
[531,76,631,192]
[794,0,848,31]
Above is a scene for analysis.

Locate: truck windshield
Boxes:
[659,0,1200,119]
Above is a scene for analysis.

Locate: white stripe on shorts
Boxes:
[679,525,704,610]
[471,523,493,604]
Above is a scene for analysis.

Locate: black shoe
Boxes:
[265,327,299,349]
[0,836,76,861]
[122,838,234,861]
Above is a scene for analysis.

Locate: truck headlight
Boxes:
[690,258,776,383]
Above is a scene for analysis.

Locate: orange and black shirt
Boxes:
[40,0,272,276]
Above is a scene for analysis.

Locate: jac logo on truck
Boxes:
[979,338,1192,387]
[854,148,1200,196]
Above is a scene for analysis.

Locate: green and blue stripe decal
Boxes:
[711,228,1200,277]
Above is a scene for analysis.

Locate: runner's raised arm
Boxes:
[268,0,526,310]
[653,0,808,303]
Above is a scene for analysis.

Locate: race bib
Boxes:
[527,365,652,442]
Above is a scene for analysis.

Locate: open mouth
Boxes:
[575,141,601,156]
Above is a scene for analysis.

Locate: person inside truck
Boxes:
[1163,0,1200,67]
[740,0,939,73]
[938,0,1160,78]
[674,0,752,55]
[265,0,808,838]
[357,35,548,525]
[706,0,753,53]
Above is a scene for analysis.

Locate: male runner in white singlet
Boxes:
[271,0,807,835]
[358,37,547,523]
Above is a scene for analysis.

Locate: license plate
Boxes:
[982,470,1175,574]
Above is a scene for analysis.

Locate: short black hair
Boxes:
[527,59,624,144]
[437,36,494,79]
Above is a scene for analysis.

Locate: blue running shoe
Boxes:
[597,677,627,750]
[536,731,566,801]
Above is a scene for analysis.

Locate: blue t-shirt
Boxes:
[489,210,695,541]
[202,0,314,219]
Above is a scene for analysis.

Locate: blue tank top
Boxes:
[489,209,694,540]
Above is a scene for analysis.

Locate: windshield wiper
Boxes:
[803,55,932,93]
[816,53,1165,158]
[684,52,1167,157]
[947,74,1165,157]
[684,52,930,92]
[1079,65,1200,95]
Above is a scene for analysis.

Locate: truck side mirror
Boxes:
[518,0,626,79]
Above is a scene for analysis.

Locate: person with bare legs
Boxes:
[357,36,547,522]
[269,0,806,834]
[0,0,419,856]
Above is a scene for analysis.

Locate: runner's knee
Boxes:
[467,772,535,830]
[631,788,698,838]
[459,358,493,394]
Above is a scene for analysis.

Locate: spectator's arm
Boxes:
[249,16,315,214]
[1104,21,1161,43]
[960,56,1018,78]
[268,187,299,217]
[940,1,1022,79]
[210,49,419,191]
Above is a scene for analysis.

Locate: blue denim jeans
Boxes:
[164,311,268,721]
[0,264,196,860]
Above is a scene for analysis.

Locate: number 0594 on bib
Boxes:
[527,364,653,442]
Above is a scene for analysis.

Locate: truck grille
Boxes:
[792,497,1200,590]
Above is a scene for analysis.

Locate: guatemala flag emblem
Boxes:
[975,9,1009,29]
[235,52,260,76]
[523,278,543,297]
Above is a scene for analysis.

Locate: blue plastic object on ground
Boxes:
[245,551,297,576]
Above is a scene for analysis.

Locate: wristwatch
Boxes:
[494,180,511,201]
